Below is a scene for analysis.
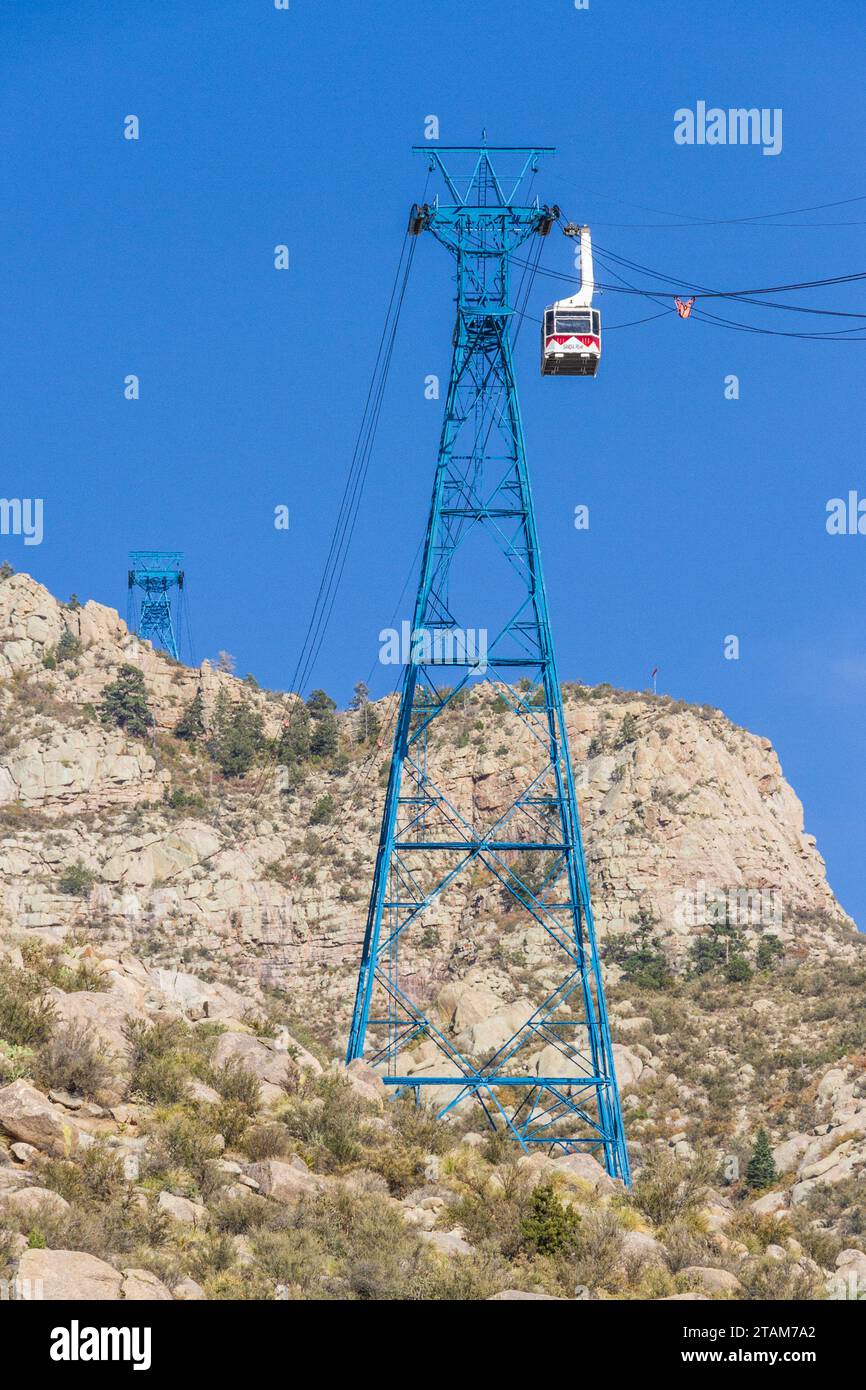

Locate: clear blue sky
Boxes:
[1,0,862,928]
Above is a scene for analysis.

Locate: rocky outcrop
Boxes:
[13,1248,172,1301]
[0,1080,93,1157]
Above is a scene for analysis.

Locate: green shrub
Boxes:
[726,954,753,983]
[309,795,335,826]
[57,861,96,897]
[519,1183,581,1256]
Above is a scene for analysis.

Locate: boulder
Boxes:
[772,1133,811,1173]
[551,1152,617,1194]
[245,1159,324,1203]
[121,1268,174,1301]
[435,981,502,1030]
[836,1249,866,1278]
[157,1191,208,1227]
[419,1228,473,1257]
[146,967,250,1022]
[46,987,133,1061]
[750,1189,788,1217]
[210,1031,320,1089]
[455,1000,534,1056]
[612,1045,646,1090]
[621,1229,667,1267]
[0,1186,70,1220]
[340,1059,388,1107]
[681,1266,744,1295]
[0,1080,93,1157]
[13,1249,123,1300]
[174,1277,207,1301]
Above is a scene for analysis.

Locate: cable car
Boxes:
[541,225,601,377]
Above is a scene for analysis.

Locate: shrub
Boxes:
[123,1017,197,1104]
[631,1147,714,1227]
[35,1021,112,1098]
[756,935,785,971]
[57,861,96,897]
[282,1075,372,1171]
[519,1183,581,1256]
[149,1111,223,1190]
[0,972,55,1047]
[574,1207,623,1291]
[99,665,154,737]
[241,1123,293,1162]
[309,795,335,826]
[607,907,673,990]
[726,954,753,983]
[275,707,311,766]
[212,1058,260,1110]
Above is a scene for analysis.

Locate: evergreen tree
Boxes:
[275,704,312,766]
[307,689,339,759]
[207,690,265,777]
[756,934,784,971]
[99,664,154,738]
[56,626,82,663]
[365,703,381,744]
[614,712,638,747]
[608,906,673,990]
[350,680,370,742]
[726,954,753,983]
[745,1128,778,1190]
[174,689,205,741]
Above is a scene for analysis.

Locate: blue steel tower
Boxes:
[346,147,630,1182]
[127,551,184,660]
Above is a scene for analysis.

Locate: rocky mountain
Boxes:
[0,567,863,1301]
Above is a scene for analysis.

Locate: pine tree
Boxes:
[614,712,638,747]
[174,689,205,741]
[56,626,82,663]
[207,690,265,777]
[275,704,312,765]
[350,680,370,742]
[745,1128,778,1190]
[99,664,154,738]
[307,689,339,759]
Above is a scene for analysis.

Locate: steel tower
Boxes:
[127,551,184,660]
[346,146,630,1182]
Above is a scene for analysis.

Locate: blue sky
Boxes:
[1,0,863,927]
